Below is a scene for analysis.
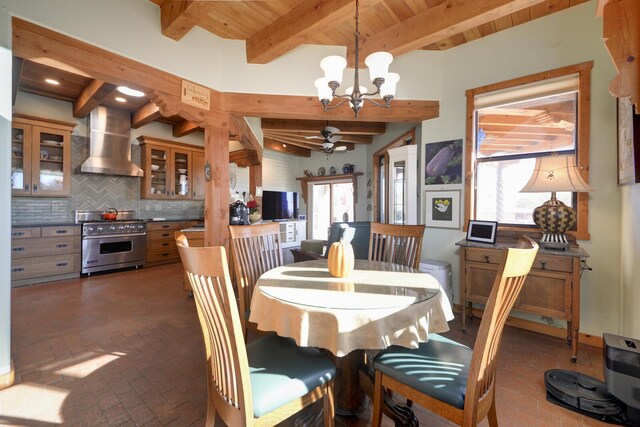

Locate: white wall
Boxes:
[262,150,299,192]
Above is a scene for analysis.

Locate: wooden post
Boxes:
[203,120,230,248]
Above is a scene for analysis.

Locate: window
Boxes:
[464,62,592,239]
[309,180,355,240]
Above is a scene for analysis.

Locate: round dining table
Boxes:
[249,259,454,420]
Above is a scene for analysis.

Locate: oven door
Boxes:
[82,233,147,274]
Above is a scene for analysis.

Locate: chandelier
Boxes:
[314,0,399,118]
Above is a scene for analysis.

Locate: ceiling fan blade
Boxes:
[334,146,347,151]
[304,135,322,140]
[328,135,342,143]
[325,126,340,134]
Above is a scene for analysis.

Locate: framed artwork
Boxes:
[425,190,460,229]
[424,139,463,185]
[617,97,640,185]
[466,220,498,244]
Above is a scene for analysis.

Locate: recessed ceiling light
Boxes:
[117,86,145,97]
[115,97,127,103]
[283,144,287,148]
[45,78,60,85]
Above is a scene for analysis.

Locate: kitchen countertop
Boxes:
[12,223,79,228]
[144,218,204,222]
[180,227,204,232]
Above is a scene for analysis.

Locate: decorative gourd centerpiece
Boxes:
[327,226,356,278]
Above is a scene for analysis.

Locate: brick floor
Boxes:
[1,263,609,426]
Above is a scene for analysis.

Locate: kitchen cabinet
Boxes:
[457,240,588,362]
[146,220,201,267]
[138,136,204,200]
[11,225,81,287]
[12,114,75,197]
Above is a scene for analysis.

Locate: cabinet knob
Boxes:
[33,185,38,192]
[24,185,29,191]
[484,255,490,263]
[540,260,547,270]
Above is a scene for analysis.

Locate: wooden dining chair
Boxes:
[368,222,426,269]
[229,223,284,335]
[176,236,335,427]
[371,236,539,427]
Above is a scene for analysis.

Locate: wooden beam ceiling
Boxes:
[264,138,311,157]
[160,0,204,41]
[73,80,117,118]
[261,118,385,135]
[351,0,547,64]
[172,119,201,137]
[131,102,162,128]
[245,0,354,64]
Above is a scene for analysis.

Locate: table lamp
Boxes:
[520,154,592,249]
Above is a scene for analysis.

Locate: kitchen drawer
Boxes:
[531,254,573,273]
[147,221,184,231]
[12,236,80,259]
[41,226,80,237]
[147,249,180,264]
[465,248,504,265]
[149,230,177,241]
[11,253,79,281]
[149,238,177,252]
[12,227,41,239]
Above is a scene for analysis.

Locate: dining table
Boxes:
[249,258,454,425]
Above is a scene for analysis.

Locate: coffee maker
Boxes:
[229,200,249,225]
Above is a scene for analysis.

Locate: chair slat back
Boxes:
[229,223,284,331]
[176,236,253,426]
[368,223,425,269]
[464,236,538,425]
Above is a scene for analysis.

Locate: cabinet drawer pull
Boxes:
[56,230,68,234]
[33,184,38,192]
[24,185,29,191]
[540,260,547,270]
[162,233,170,237]
[161,253,170,257]
[162,225,170,229]
[484,255,490,263]
[13,231,25,237]
[12,247,25,252]
[56,262,68,268]
[162,242,170,246]
[12,267,24,273]
[56,243,68,248]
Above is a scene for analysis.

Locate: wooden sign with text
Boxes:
[181,80,211,110]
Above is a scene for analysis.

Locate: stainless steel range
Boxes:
[75,210,147,275]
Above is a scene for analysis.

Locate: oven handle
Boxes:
[83,233,147,239]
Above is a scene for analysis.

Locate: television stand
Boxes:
[277,220,307,264]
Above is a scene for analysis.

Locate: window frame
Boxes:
[464,62,593,240]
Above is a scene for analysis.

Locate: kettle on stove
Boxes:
[229,200,249,225]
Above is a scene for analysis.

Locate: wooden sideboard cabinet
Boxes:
[11,225,81,287]
[457,240,589,362]
[146,221,201,267]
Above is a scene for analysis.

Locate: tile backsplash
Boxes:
[11,134,204,224]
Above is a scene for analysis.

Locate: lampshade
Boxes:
[314,78,333,102]
[365,51,393,82]
[320,56,347,84]
[379,72,400,98]
[520,154,593,193]
[346,86,368,111]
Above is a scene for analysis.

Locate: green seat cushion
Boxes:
[374,333,471,409]
[248,334,335,418]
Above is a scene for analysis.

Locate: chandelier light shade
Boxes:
[315,0,399,117]
[520,154,593,249]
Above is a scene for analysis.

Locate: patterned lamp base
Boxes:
[533,196,576,250]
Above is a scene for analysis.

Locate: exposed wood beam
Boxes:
[246,0,355,64]
[224,93,438,123]
[229,149,260,167]
[351,0,546,64]
[264,130,372,144]
[264,132,355,150]
[173,119,201,137]
[261,119,385,135]
[132,102,162,128]
[12,56,23,106]
[230,115,263,163]
[73,79,117,118]
[160,0,201,41]
[264,138,311,157]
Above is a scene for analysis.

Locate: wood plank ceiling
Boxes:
[150,0,590,63]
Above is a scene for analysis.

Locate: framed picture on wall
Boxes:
[617,96,640,185]
[424,190,460,229]
[424,139,463,185]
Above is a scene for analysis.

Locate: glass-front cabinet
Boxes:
[12,115,74,197]
[138,136,202,200]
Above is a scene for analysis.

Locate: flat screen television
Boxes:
[262,190,298,221]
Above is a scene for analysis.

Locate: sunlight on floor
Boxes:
[0,383,68,424]
[54,353,123,379]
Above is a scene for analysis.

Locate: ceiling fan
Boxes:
[304,125,347,153]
